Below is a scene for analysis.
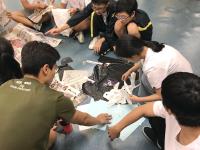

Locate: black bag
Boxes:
[82,56,133,101]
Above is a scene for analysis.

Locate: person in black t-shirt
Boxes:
[114,0,153,41]
[47,0,117,55]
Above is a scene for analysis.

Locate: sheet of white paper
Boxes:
[52,9,72,36]
[77,100,145,141]
[62,70,89,88]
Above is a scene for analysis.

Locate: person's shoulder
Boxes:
[136,9,151,20]
[153,101,167,118]
[136,9,149,16]
[0,79,20,92]
[162,44,179,54]
[42,85,64,98]
[0,80,10,88]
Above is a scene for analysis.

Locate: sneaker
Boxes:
[89,36,99,49]
[75,31,85,44]
[142,126,162,149]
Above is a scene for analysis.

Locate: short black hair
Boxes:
[92,0,109,5]
[116,0,138,15]
[21,41,60,77]
[0,37,14,57]
[161,72,200,127]
[0,37,22,84]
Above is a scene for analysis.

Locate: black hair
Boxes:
[0,37,23,85]
[161,72,200,127]
[21,41,60,77]
[115,35,165,58]
[116,0,138,15]
[92,0,109,5]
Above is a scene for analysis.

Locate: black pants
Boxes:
[148,117,165,149]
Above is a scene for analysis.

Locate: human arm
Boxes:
[93,37,105,53]
[127,22,141,39]
[20,0,47,10]
[121,61,142,81]
[70,110,112,126]
[67,3,93,27]
[108,102,155,140]
[46,3,92,35]
[56,95,111,126]
[131,67,167,102]
[129,88,162,103]
[45,23,70,35]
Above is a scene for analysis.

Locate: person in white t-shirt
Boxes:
[59,0,91,43]
[117,35,193,103]
[114,34,193,149]
[7,0,54,31]
[108,72,200,150]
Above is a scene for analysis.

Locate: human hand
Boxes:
[45,27,61,36]
[108,125,120,140]
[129,95,141,102]
[93,38,104,53]
[121,70,131,81]
[96,113,112,124]
[69,8,78,15]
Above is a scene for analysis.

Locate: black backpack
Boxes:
[82,56,133,101]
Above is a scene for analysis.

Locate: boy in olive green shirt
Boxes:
[0,41,112,150]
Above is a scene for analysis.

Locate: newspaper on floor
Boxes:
[4,23,62,64]
[29,5,53,24]
[50,70,90,106]
[6,23,62,47]
[52,9,72,37]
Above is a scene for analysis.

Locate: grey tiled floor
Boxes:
[4,0,200,149]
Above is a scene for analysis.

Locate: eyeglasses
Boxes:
[115,15,130,21]
[115,11,135,21]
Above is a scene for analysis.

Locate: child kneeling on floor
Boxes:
[108,72,200,150]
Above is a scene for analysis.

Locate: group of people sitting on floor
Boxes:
[0,0,200,150]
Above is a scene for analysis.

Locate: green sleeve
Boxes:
[56,94,76,122]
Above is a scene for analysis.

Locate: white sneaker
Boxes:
[75,32,85,44]
[89,36,99,49]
